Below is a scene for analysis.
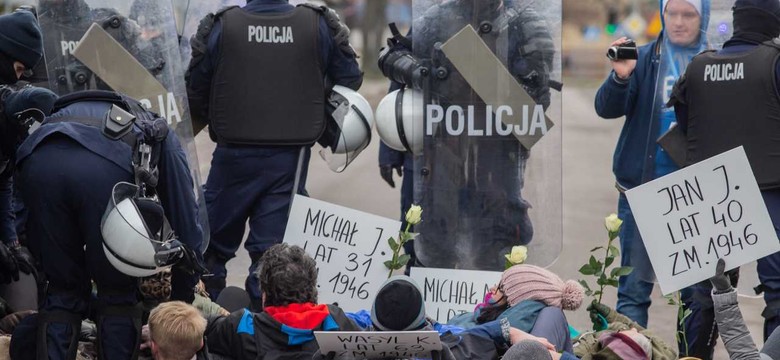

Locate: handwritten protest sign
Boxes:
[410,267,502,322]
[626,147,780,295]
[314,331,442,359]
[284,195,401,311]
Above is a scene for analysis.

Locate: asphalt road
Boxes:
[192,78,763,359]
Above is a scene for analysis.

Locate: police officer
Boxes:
[13,90,204,360]
[377,0,556,270]
[0,9,56,287]
[670,0,780,357]
[186,0,362,309]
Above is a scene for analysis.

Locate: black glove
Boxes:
[11,246,36,279]
[0,242,19,284]
[175,244,207,277]
[709,258,732,293]
[380,165,402,188]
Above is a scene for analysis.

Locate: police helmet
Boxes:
[319,85,374,172]
[375,87,424,154]
[101,182,184,277]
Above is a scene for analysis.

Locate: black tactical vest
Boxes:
[685,41,780,189]
[210,7,325,145]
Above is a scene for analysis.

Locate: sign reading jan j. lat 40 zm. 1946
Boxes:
[626,147,780,295]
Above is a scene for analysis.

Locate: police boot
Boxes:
[246,252,264,312]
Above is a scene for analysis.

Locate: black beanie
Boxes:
[0,9,43,69]
[371,276,426,331]
[732,0,780,42]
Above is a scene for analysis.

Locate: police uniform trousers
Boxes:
[203,144,309,307]
[18,135,139,360]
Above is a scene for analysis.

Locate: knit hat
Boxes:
[663,0,703,15]
[500,265,584,310]
[503,340,552,360]
[598,331,651,360]
[0,9,43,69]
[371,276,426,331]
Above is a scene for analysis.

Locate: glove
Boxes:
[709,258,732,293]
[11,246,36,278]
[380,165,402,188]
[0,242,19,284]
[587,302,610,331]
[175,244,208,277]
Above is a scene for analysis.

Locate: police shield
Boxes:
[638,0,735,283]
[173,0,243,66]
[37,0,211,251]
[410,0,563,270]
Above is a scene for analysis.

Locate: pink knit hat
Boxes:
[500,264,584,310]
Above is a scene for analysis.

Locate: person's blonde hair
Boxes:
[148,301,206,360]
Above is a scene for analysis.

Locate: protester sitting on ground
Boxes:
[575,303,677,359]
[143,301,207,360]
[203,243,361,360]
[708,258,780,360]
[448,264,584,353]
[505,339,579,360]
[345,275,556,359]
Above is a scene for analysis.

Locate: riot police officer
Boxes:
[13,90,205,360]
[0,8,56,287]
[186,0,362,309]
[377,0,556,270]
[670,0,780,357]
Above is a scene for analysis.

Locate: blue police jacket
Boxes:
[15,101,204,291]
[187,0,363,134]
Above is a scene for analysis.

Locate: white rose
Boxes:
[605,213,623,233]
[504,246,528,265]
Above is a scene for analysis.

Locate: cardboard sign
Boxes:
[626,147,780,294]
[314,331,442,359]
[284,195,401,311]
[410,267,502,323]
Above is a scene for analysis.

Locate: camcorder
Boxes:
[606,40,638,60]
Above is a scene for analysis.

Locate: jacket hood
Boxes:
[258,303,341,346]
[659,0,711,48]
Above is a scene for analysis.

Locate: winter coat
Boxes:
[573,308,677,360]
[205,303,360,360]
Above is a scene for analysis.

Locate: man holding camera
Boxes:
[594,0,708,343]
[670,0,780,357]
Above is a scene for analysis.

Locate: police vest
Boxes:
[684,41,780,189]
[210,7,325,146]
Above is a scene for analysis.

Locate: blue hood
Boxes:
[659,0,711,49]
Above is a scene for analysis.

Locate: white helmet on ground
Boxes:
[319,85,374,172]
[375,87,424,154]
[101,182,183,277]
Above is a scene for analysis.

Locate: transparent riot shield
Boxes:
[37,0,211,252]
[635,0,734,283]
[411,0,562,270]
[172,0,243,67]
